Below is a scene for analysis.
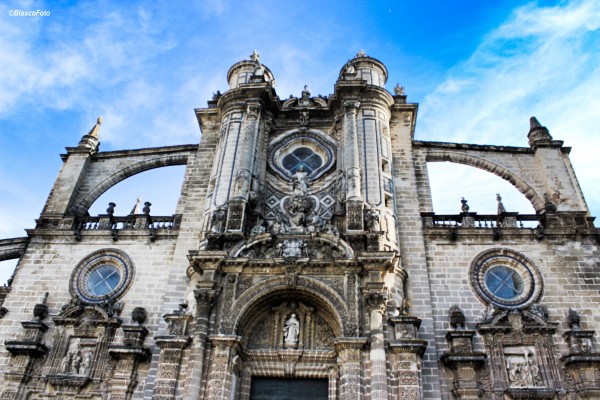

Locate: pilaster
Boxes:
[335,337,367,400]
[152,308,193,400]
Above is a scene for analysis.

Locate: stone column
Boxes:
[389,316,428,400]
[232,102,261,201]
[226,102,262,233]
[205,335,242,400]
[152,310,192,400]
[335,337,367,400]
[364,292,388,400]
[344,101,364,232]
[184,283,220,400]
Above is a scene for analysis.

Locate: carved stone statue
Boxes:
[322,218,340,238]
[209,206,226,234]
[250,217,266,236]
[270,211,290,235]
[394,83,405,95]
[292,167,310,197]
[61,352,72,373]
[299,85,311,107]
[72,352,82,374]
[365,208,380,232]
[80,351,92,375]
[284,313,300,347]
[250,50,260,63]
[305,214,322,234]
[497,193,506,214]
[460,197,470,213]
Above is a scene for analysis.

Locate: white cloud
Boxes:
[419,0,600,217]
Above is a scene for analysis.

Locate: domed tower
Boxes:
[202,50,276,238]
[226,49,275,89]
[335,50,396,251]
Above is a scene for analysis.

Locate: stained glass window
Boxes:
[87,265,121,296]
[484,265,524,300]
[282,147,323,175]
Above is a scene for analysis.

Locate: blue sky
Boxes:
[1,0,599,279]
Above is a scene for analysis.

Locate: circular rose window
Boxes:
[70,249,134,303]
[268,129,336,181]
[470,249,543,309]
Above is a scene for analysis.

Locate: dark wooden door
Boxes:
[250,378,328,400]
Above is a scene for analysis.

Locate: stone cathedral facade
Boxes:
[0,50,599,400]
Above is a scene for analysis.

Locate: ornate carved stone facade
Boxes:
[0,50,599,399]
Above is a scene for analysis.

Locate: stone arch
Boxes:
[71,154,188,216]
[425,150,545,212]
[0,238,28,262]
[231,276,349,338]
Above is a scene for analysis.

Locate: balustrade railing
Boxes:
[76,215,180,231]
[422,213,542,229]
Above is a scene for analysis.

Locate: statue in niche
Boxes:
[292,166,310,197]
[80,350,93,375]
[61,352,72,374]
[72,352,82,374]
[209,205,226,234]
[283,313,300,347]
[365,208,380,232]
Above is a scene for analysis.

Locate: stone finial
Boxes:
[33,292,49,320]
[543,193,557,213]
[449,305,466,330]
[130,197,142,215]
[460,197,470,213]
[566,308,581,330]
[175,302,188,315]
[250,49,260,63]
[527,116,553,148]
[496,193,506,214]
[131,307,147,325]
[394,83,405,95]
[87,116,102,139]
[78,116,102,150]
[356,49,367,58]
[142,201,151,215]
